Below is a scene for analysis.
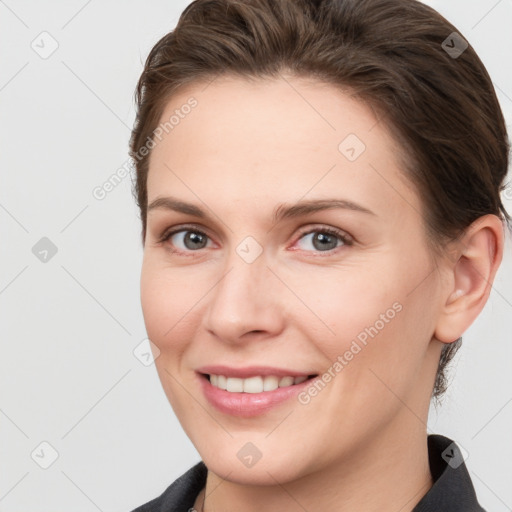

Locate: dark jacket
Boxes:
[130,434,486,511]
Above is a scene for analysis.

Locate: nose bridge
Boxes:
[203,241,282,341]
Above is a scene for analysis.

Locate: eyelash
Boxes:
[157,224,353,257]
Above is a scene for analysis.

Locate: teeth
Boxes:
[226,377,244,392]
[217,375,227,390]
[279,376,294,387]
[263,375,279,391]
[244,376,263,393]
[208,374,310,393]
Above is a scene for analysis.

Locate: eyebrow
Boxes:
[147,196,376,223]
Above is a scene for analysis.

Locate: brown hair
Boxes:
[129,0,510,401]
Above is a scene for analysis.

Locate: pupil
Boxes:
[314,233,337,251]
[185,232,206,249]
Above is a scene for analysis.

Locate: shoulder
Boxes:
[129,460,207,512]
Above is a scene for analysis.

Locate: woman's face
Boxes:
[141,75,446,483]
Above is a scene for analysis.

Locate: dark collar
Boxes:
[132,434,485,511]
[413,434,485,511]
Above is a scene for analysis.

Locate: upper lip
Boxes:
[196,365,317,378]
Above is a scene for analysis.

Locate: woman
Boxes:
[128,0,510,510]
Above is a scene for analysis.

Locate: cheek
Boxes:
[140,259,202,353]
[140,261,204,412]
[281,261,406,355]
[291,251,438,384]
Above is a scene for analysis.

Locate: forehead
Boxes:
[146,74,420,220]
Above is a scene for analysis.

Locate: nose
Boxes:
[202,247,285,344]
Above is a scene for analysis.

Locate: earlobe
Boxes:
[434,214,504,344]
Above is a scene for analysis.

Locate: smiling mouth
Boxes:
[202,373,318,393]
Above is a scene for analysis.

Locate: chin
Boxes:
[204,453,309,486]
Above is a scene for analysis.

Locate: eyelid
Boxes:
[157,222,211,240]
[155,225,214,259]
[289,224,354,256]
[293,224,354,244]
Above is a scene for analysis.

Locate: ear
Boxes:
[434,214,504,344]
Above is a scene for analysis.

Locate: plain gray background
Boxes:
[1,1,511,510]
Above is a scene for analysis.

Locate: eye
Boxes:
[157,224,353,256]
[294,226,353,253]
[159,226,213,253]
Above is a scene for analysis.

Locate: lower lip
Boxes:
[198,373,318,417]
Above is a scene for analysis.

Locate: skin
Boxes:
[140,74,503,512]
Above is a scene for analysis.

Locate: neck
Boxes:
[196,419,433,512]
